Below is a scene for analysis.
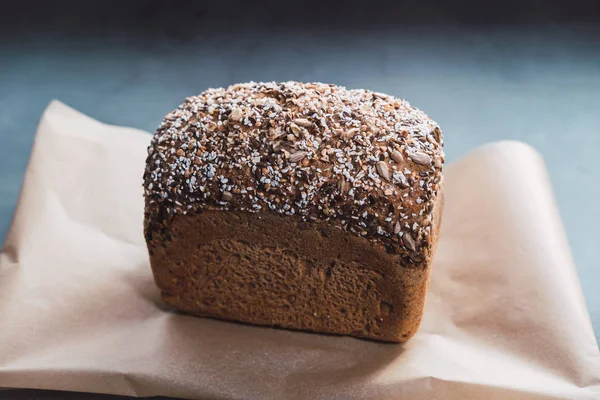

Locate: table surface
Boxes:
[0,1,598,350]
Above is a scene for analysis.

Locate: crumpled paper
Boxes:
[0,101,598,399]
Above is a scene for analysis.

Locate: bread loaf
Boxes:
[143,82,444,342]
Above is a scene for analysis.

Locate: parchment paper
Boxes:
[0,101,598,399]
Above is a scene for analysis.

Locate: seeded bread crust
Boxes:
[144,82,444,342]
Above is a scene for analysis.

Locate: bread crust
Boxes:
[144,82,444,341]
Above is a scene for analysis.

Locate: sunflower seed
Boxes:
[229,108,243,122]
[205,121,217,132]
[434,155,443,169]
[390,149,404,164]
[394,221,402,234]
[341,128,359,140]
[403,232,416,251]
[433,126,442,143]
[221,191,233,201]
[289,123,302,136]
[409,151,431,166]
[289,151,308,163]
[293,118,312,128]
[337,178,348,193]
[376,161,391,181]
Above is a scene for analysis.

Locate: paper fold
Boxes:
[1,101,598,399]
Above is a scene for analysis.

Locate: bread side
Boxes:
[148,184,442,342]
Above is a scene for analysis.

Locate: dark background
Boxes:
[1,1,599,398]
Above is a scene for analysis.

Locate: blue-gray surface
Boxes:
[0,3,598,343]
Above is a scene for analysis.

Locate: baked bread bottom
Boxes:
[147,189,443,343]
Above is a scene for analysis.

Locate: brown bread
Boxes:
[144,82,445,342]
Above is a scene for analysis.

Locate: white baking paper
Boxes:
[0,101,598,399]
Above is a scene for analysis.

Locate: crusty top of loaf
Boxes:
[144,81,444,263]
